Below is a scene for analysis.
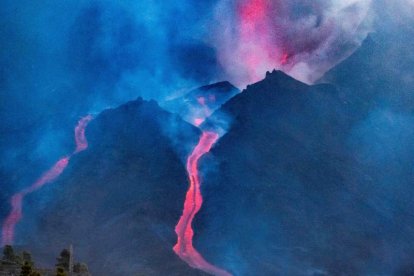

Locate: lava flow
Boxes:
[1,115,93,246]
[174,131,231,276]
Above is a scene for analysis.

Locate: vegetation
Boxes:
[1,245,35,267]
[20,261,40,276]
[73,262,89,273]
[1,245,89,275]
[2,244,18,263]
[56,266,67,276]
[55,249,70,271]
[20,261,32,276]
[22,251,33,266]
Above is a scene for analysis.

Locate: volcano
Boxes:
[192,36,414,275]
[2,34,414,275]
[13,98,208,275]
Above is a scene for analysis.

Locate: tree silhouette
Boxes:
[2,245,17,262]
[73,262,89,273]
[20,261,33,276]
[56,266,67,276]
[21,251,33,266]
[56,249,70,271]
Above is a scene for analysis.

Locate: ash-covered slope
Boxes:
[17,98,207,275]
[194,46,414,275]
[321,35,414,112]
[162,81,240,125]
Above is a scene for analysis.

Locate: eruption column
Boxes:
[1,115,93,246]
[238,0,278,80]
[174,131,231,276]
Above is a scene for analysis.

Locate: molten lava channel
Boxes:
[1,115,93,246]
[174,131,232,276]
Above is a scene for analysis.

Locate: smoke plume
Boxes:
[212,0,372,86]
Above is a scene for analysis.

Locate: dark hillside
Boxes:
[195,57,414,275]
[18,98,207,275]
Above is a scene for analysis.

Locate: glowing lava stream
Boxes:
[1,115,93,246]
[174,131,232,276]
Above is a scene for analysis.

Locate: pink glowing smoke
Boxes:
[214,0,372,86]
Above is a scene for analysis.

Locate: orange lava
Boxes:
[174,131,231,276]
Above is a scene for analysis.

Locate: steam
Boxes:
[212,0,372,86]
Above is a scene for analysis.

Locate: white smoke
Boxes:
[211,0,373,86]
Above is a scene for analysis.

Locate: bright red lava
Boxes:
[1,115,93,246]
[174,131,231,276]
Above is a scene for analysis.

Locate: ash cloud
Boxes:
[212,0,373,86]
[0,0,223,133]
[1,0,413,133]
[2,0,411,141]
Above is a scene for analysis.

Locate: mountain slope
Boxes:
[321,35,414,112]
[16,98,207,275]
[194,66,414,275]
